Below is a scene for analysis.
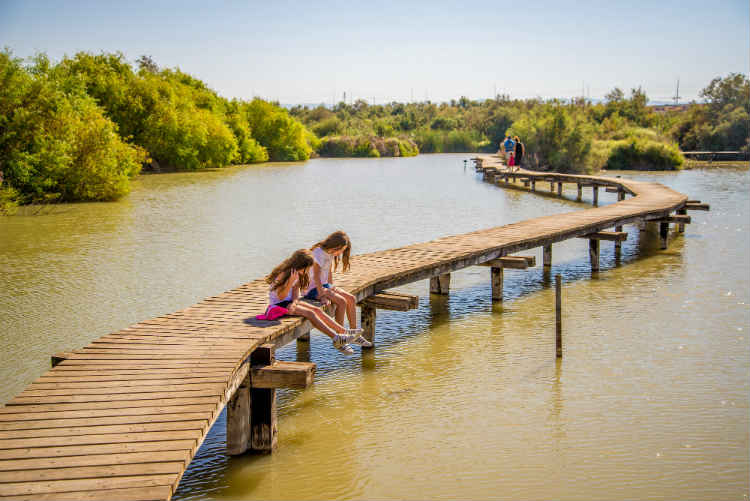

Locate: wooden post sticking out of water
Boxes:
[430,273,451,295]
[250,345,277,453]
[577,184,582,201]
[491,266,504,301]
[589,238,600,272]
[531,179,536,191]
[593,186,599,206]
[659,222,669,249]
[226,369,251,455]
[557,182,563,196]
[543,244,552,270]
[361,303,376,347]
[555,274,562,358]
[549,181,555,192]
[679,211,690,229]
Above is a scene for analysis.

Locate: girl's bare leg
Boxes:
[330,292,347,325]
[288,303,340,339]
[332,289,358,328]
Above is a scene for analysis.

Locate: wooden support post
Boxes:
[589,238,600,272]
[531,179,536,191]
[555,274,562,358]
[491,266,504,302]
[549,181,555,192]
[677,208,687,233]
[543,244,552,270]
[557,182,563,196]
[614,225,623,260]
[659,221,669,250]
[361,303,376,348]
[226,371,251,455]
[577,184,582,201]
[592,186,599,206]
[618,190,625,201]
[297,332,310,342]
[250,345,277,453]
[430,273,451,295]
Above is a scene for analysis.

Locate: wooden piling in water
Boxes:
[659,221,669,249]
[430,273,451,295]
[555,274,562,358]
[577,183,582,201]
[543,244,552,269]
[491,266,504,301]
[593,186,599,206]
[589,239,600,272]
[677,208,687,233]
[360,303,376,347]
[557,182,563,196]
[250,345,277,453]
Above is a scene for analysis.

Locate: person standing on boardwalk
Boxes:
[503,135,516,167]
[513,136,525,171]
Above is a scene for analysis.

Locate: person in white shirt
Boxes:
[266,248,370,355]
[303,231,362,335]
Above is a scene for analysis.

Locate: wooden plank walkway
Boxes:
[0,153,693,500]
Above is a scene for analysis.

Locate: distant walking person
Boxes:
[503,135,516,167]
[513,136,524,171]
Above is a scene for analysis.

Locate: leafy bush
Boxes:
[397,138,419,157]
[312,117,343,137]
[605,138,684,170]
[244,99,312,161]
[0,51,145,203]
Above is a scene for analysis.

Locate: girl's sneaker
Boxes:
[332,335,355,355]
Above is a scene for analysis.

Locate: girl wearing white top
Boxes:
[266,249,370,355]
[303,231,362,334]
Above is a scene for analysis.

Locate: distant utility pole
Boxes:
[343,91,346,104]
[673,78,681,106]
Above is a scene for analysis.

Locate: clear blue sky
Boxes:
[1,0,748,104]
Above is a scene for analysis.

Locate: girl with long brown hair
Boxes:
[265,248,370,354]
[302,231,361,334]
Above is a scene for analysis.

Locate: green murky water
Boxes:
[1,156,748,500]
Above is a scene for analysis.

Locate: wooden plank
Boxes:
[577,231,628,242]
[3,396,219,412]
[361,292,419,311]
[0,462,183,484]
[0,451,190,472]
[0,485,172,501]
[0,440,196,460]
[685,202,709,211]
[0,404,216,420]
[0,431,201,451]
[0,420,207,440]
[0,414,212,432]
[251,361,316,389]
[0,474,176,496]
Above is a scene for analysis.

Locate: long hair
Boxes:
[311,230,351,272]
[266,249,313,293]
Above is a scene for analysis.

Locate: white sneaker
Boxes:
[349,335,372,348]
[332,335,354,355]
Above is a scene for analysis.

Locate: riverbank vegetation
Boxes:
[291,73,748,173]
[0,50,312,209]
[1,47,747,212]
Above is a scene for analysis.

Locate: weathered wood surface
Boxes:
[0,152,692,500]
[361,292,419,311]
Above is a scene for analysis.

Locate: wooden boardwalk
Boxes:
[0,153,703,500]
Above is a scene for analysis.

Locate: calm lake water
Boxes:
[1,155,748,500]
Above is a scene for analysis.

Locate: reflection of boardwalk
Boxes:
[0,153,707,500]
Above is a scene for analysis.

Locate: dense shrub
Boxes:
[605,138,684,170]
[243,99,312,161]
[0,51,145,204]
[317,136,417,157]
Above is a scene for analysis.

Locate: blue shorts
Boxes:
[274,300,292,309]
[303,283,331,301]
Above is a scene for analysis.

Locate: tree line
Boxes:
[1,47,747,213]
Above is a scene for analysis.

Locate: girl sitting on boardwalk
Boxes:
[303,231,363,335]
[265,248,371,355]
